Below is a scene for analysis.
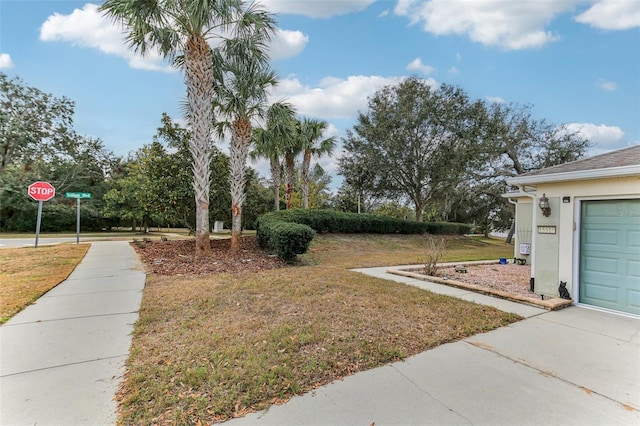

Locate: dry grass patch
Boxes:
[0,244,89,323]
[304,233,514,267]
[119,234,520,424]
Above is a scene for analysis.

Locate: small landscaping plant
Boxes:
[418,234,448,276]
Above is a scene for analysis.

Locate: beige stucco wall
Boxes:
[511,175,640,299]
[534,195,561,296]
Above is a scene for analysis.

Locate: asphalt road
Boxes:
[0,237,85,248]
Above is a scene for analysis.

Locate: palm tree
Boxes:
[213,19,277,252]
[298,118,336,209]
[251,102,297,210]
[100,0,263,256]
[283,121,303,210]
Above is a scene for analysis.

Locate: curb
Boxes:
[386,265,572,311]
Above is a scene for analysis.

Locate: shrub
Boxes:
[255,214,316,262]
[417,235,448,276]
[255,209,471,261]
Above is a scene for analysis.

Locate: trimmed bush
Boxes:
[256,209,471,260]
[255,214,316,261]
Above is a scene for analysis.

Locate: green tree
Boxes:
[242,170,274,229]
[339,77,479,221]
[0,73,74,173]
[332,182,363,213]
[466,102,591,240]
[100,0,264,256]
[0,75,127,232]
[102,158,148,231]
[297,118,336,209]
[102,114,233,233]
[288,164,333,209]
[1,125,114,231]
[372,200,415,221]
[212,6,276,251]
[251,102,297,210]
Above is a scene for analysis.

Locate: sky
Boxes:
[1,0,639,187]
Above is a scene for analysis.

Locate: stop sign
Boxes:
[28,181,56,201]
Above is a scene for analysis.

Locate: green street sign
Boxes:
[65,192,92,199]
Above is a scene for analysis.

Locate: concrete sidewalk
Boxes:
[0,241,145,426]
[228,268,640,426]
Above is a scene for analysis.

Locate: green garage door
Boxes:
[580,199,640,315]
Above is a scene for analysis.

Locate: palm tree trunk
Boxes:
[229,119,251,252]
[185,34,214,256]
[284,153,295,209]
[301,150,311,209]
[270,155,281,210]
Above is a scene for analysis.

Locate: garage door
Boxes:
[580,199,640,315]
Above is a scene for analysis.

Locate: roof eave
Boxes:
[506,165,640,186]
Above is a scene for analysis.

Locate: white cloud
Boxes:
[0,53,14,69]
[394,0,578,50]
[598,79,617,91]
[448,66,459,75]
[270,29,308,60]
[395,0,418,16]
[379,9,390,18]
[563,122,626,149]
[270,75,406,119]
[40,3,174,72]
[39,3,307,72]
[575,0,640,30]
[486,96,505,103]
[406,57,435,75]
[259,0,375,18]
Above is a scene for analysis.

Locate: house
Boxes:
[503,144,640,316]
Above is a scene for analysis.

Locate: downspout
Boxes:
[516,185,537,292]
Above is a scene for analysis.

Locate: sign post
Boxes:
[28,181,56,248]
[65,192,92,244]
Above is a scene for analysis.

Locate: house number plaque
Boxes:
[537,226,556,234]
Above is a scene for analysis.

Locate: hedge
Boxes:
[255,209,471,261]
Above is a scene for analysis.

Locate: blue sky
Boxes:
[1,0,639,183]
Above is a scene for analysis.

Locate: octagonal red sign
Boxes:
[28,181,56,201]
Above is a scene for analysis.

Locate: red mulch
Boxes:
[131,237,287,276]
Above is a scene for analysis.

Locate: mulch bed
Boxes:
[131,237,287,275]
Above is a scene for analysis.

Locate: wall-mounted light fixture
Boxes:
[539,193,551,217]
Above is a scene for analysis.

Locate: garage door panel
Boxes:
[581,255,619,274]
[582,229,619,248]
[628,290,640,310]
[629,259,640,278]
[580,199,640,315]
[582,282,621,303]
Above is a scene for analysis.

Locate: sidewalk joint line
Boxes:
[43,288,143,298]
[390,364,473,424]
[0,355,127,378]
[2,311,139,326]
[464,340,639,412]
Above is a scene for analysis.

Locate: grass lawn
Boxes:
[118,234,519,424]
[0,244,90,323]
